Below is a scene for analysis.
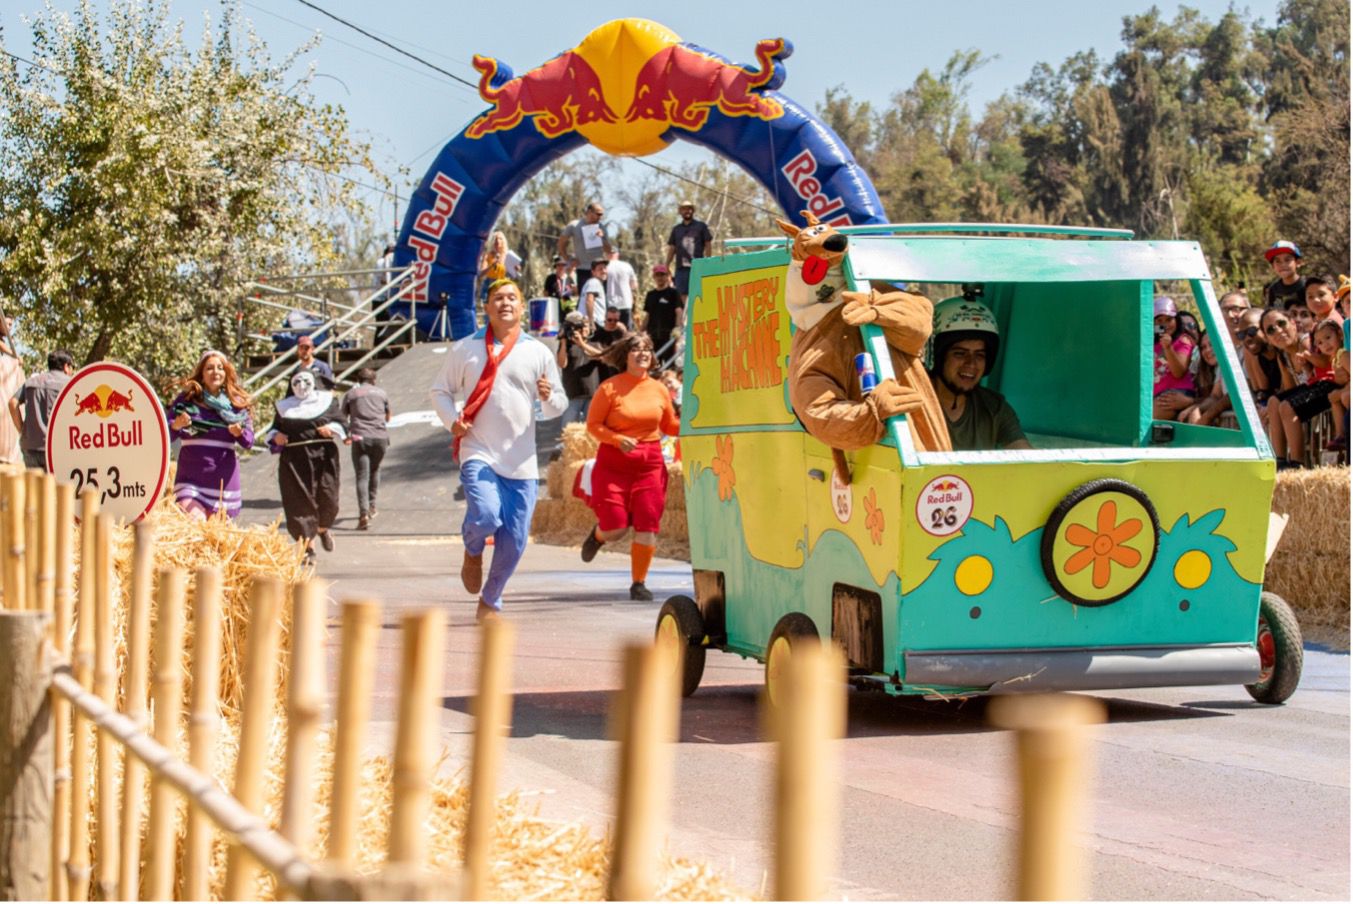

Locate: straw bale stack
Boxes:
[534,424,691,561]
[1268,467,1349,639]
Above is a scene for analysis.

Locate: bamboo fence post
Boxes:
[0,474,8,609]
[462,618,516,901]
[145,568,186,903]
[93,512,121,901]
[224,576,284,901]
[50,481,74,902]
[2,472,26,610]
[771,643,846,902]
[35,472,56,616]
[24,470,40,615]
[327,599,379,868]
[988,694,1106,902]
[387,610,446,867]
[66,488,98,902]
[0,610,53,900]
[184,566,223,902]
[117,520,155,900]
[607,643,680,902]
[279,579,326,856]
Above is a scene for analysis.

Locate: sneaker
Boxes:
[581,526,603,563]
[629,581,653,601]
[319,531,335,551]
[462,550,484,594]
[303,547,316,566]
[357,516,370,531]
[475,599,501,623]
[368,508,378,520]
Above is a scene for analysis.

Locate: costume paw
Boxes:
[869,379,926,419]
[840,290,880,326]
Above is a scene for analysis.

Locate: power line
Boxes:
[629,156,782,218]
[1,48,56,74]
[292,0,480,91]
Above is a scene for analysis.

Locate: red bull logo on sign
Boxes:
[73,384,136,419]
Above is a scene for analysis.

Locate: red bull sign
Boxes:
[48,362,169,523]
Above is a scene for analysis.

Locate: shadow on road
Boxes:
[442,684,1232,745]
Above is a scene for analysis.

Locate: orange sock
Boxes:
[630,541,656,583]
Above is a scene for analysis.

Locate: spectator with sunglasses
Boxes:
[1261,306,1336,468]
[1237,309,1280,412]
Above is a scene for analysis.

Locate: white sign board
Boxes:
[47,362,170,522]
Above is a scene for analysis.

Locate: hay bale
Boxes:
[1268,467,1349,639]
[561,424,599,465]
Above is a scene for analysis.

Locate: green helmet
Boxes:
[929,296,1000,376]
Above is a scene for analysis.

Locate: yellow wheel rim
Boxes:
[766,635,793,708]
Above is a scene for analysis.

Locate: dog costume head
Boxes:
[778,212,849,332]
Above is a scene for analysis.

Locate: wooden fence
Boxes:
[0,467,1104,901]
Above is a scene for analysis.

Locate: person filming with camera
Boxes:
[1152,295,1197,421]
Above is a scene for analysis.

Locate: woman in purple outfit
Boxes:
[168,350,255,518]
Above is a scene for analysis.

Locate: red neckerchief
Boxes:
[453,326,520,461]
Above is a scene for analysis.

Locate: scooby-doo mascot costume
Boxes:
[781,213,950,481]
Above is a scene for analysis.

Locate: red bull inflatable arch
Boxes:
[393,18,886,338]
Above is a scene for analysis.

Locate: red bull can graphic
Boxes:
[625,38,789,131]
[467,51,618,139]
[855,352,877,394]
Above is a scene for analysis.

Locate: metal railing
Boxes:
[242,264,419,399]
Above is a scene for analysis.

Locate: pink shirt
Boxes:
[1154,336,1196,395]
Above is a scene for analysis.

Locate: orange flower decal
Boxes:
[710,434,736,501]
[1063,500,1142,589]
[863,487,885,545]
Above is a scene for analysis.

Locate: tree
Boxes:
[0,0,382,386]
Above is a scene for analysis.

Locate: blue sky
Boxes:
[1,0,1284,229]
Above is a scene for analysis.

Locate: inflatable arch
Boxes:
[393,18,885,339]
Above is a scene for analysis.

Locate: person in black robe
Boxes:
[266,371,347,563]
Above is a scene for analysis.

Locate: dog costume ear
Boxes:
[802,211,821,227]
[776,218,800,239]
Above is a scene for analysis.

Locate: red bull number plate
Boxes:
[48,362,170,523]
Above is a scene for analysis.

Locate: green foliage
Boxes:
[806,1,1349,286]
[0,0,382,388]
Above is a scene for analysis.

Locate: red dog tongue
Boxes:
[802,255,829,285]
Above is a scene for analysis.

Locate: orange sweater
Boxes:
[587,373,680,447]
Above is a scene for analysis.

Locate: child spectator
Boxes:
[1305,275,1343,325]
[1262,240,1308,309]
[1285,296,1319,344]
[1152,296,1197,421]
[1336,275,1350,321]
[1312,319,1347,452]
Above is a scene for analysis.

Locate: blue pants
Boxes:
[459,459,538,611]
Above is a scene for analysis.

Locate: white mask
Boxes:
[291,372,314,400]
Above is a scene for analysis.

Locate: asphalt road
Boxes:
[236,344,1350,901]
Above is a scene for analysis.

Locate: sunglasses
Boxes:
[1264,319,1290,335]
[1237,326,1261,339]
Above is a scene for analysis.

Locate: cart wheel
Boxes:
[1245,592,1303,705]
[656,595,706,698]
[765,612,821,709]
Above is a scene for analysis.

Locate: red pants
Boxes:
[590,440,668,533]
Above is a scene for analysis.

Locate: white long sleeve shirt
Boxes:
[430,328,566,480]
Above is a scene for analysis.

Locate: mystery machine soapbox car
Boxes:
[654,224,1302,706]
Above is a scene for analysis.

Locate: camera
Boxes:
[1155,325,1168,337]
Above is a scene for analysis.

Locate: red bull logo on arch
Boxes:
[392,17,886,341]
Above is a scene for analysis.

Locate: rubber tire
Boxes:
[1245,591,1303,705]
[656,595,706,698]
[764,612,821,710]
